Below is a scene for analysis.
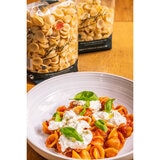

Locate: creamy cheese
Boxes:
[89,100,101,112]
[73,100,101,112]
[108,110,126,126]
[59,121,93,152]
[76,120,90,134]
[93,111,110,120]
[48,120,64,130]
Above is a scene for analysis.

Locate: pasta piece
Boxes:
[126,114,134,128]
[115,105,128,116]
[90,145,105,159]
[46,50,57,59]
[91,135,104,146]
[72,150,81,159]
[52,8,64,18]
[45,131,58,148]
[46,28,53,36]
[104,137,121,150]
[32,15,44,26]
[56,105,67,112]
[34,30,46,42]
[51,55,59,64]
[38,48,46,57]
[63,15,72,23]
[118,123,133,138]
[64,148,72,157]
[41,23,51,33]
[118,131,126,149]
[99,96,110,110]
[39,43,49,49]
[56,142,62,153]
[32,57,43,66]
[28,42,39,52]
[43,59,51,65]
[42,121,51,134]
[79,149,91,159]
[44,14,55,26]
[105,147,119,158]
[97,19,104,29]
[73,106,83,114]
[93,128,108,138]
[107,128,118,139]
[84,108,93,117]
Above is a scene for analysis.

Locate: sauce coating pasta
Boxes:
[42,91,133,159]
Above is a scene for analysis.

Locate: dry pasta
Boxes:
[42,91,133,159]
[77,0,114,42]
[27,0,78,74]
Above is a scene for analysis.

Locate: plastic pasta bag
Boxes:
[27,0,78,84]
[77,0,115,53]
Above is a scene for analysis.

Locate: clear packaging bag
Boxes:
[27,0,78,83]
[77,0,115,53]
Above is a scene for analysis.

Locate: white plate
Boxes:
[27,72,133,160]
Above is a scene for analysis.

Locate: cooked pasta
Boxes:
[41,91,133,159]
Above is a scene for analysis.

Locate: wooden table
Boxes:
[27,0,133,159]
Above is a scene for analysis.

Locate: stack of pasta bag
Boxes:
[27,0,115,83]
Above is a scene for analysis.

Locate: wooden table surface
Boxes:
[27,0,133,159]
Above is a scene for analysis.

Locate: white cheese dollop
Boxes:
[93,111,111,121]
[48,120,64,130]
[108,110,126,126]
[76,120,90,134]
[48,110,78,130]
[59,120,93,152]
[89,100,101,112]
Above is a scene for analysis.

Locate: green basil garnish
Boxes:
[79,101,90,116]
[74,91,98,101]
[60,127,83,142]
[84,101,90,108]
[94,119,107,132]
[104,98,115,113]
[53,112,62,122]
[79,108,86,116]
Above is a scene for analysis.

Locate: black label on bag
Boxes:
[42,0,59,4]
[27,60,78,84]
[78,34,112,54]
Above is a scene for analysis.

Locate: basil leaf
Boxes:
[79,101,90,116]
[79,108,86,116]
[53,112,62,122]
[60,127,83,142]
[94,119,107,132]
[84,101,90,108]
[104,98,115,113]
[74,91,98,101]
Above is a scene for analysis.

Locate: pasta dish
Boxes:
[42,91,133,159]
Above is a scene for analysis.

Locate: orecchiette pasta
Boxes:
[41,91,133,159]
[27,0,78,74]
[77,0,114,42]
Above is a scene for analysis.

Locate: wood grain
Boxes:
[78,22,133,80]
[27,0,133,159]
[114,0,133,22]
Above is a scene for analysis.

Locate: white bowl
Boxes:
[27,72,133,160]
